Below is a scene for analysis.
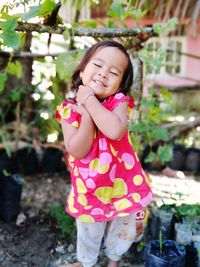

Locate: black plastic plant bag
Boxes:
[145,240,185,267]
[16,147,39,175]
[149,208,174,240]
[185,244,198,267]
[148,208,160,239]
[0,174,23,222]
[168,144,186,171]
[41,147,63,173]
[193,241,200,267]
[185,148,200,173]
[0,149,19,175]
[159,210,173,240]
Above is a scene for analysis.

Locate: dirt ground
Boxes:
[0,170,200,267]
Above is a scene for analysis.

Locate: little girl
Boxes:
[56,40,152,267]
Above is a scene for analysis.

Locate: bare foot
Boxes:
[107,259,120,267]
[59,262,82,267]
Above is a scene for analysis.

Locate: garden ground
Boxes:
[0,169,200,267]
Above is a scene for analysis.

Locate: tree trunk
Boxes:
[20,31,33,123]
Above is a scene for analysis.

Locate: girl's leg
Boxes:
[107,259,120,267]
[59,262,96,267]
[59,263,82,267]
[76,219,106,267]
[103,213,138,265]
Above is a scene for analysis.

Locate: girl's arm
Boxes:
[61,106,95,159]
[85,96,128,140]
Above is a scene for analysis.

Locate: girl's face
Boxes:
[80,46,128,100]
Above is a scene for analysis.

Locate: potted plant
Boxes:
[149,203,176,240]
[173,204,200,267]
[174,204,200,243]
[0,149,23,222]
[145,233,185,267]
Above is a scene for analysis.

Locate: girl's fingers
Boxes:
[67,103,85,115]
[67,104,77,110]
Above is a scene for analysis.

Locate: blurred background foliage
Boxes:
[0,0,199,168]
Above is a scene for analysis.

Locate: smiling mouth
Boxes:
[93,79,105,87]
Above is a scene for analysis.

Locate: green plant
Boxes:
[159,230,163,256]
[129,88,173,165]
[160,203,176,213]
[128,18,178,166]
[175,204,200,221]
[47,204,76,241]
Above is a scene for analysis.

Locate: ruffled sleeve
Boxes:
[103,92,134,111]
[55,101,81,128]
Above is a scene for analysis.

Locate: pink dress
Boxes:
[56,92,152,223]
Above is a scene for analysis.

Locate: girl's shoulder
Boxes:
[103,92,134,110]
[55,100,81,127]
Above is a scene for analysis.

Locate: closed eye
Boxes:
[110,71,118,76]
[93,63,101,67]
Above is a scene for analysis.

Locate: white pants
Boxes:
[76,211,146,267]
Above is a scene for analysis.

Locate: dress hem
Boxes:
[65,193,153,223]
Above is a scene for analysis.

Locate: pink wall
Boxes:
[185,35,200,80]
[125,18,200,88]
[154,34,200,88]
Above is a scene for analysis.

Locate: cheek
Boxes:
[80,71,83,79]
[110,77,121,87]
[81,67,92,79]
[80,71,87,84]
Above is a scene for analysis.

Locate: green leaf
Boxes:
[157,144,173,164]
[159,230,163,255]
[0,73,7,93]
[0,12,13,20]
[150,126,169,141]
[7,61,22,79]
[139,48,166,72]
[107,0,125,19]
[39,0,56,16]
[153,17,178,36]
[144,151,156,163]
[21,6,41,21]
[152,24,162,35]
[63,29,70,41]
[141,97,157,107]
[0,18,20,49]
[124,8,147,20]
[139,49,153,63]
[81,20,97,28]
[165,17,178,31]
[56,53,82,81]
[106,20,118,28]
[1,30,20,49]
[0,18,17,31]
[0,4,13,15]
[130,123,149,134]
[160,88,173,103]
[10,88,22,102]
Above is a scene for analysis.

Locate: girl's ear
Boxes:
[80,71,83,79]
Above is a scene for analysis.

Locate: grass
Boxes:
[46,204,76,241]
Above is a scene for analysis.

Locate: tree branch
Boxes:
[15,21,155,37]
[0,51,75,59]
[168,117,200,140]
